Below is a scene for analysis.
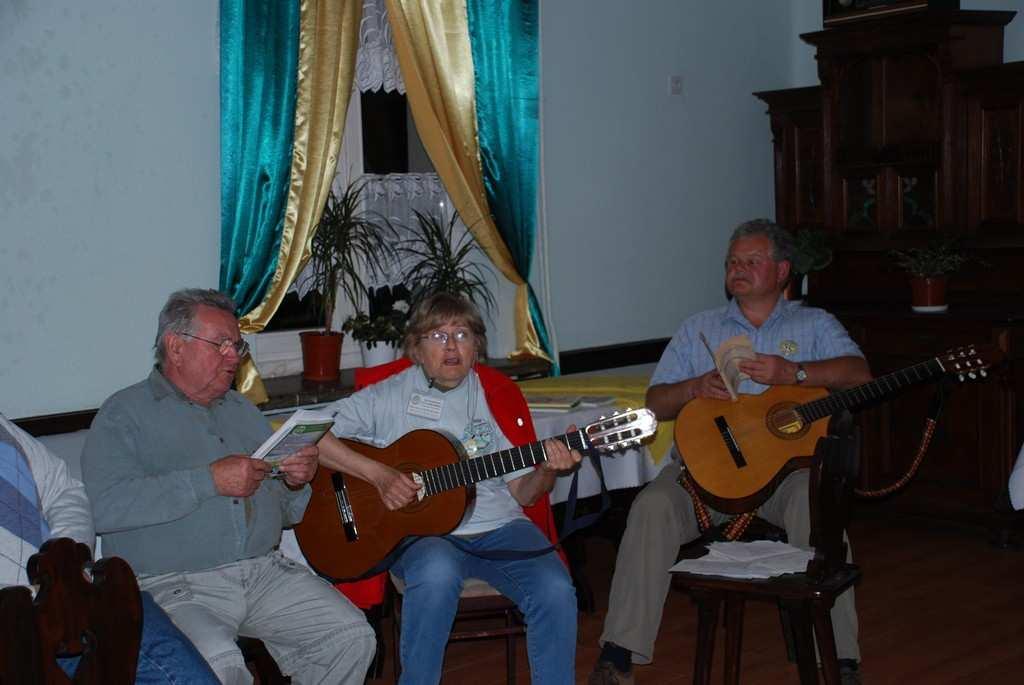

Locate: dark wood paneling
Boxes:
[14,410,97,437]
[558,339,669,376]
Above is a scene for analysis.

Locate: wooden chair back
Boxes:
[0,538,143,684]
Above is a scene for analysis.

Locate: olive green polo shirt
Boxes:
[82,369,311,575]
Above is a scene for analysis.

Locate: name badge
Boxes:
[408,392,444,420]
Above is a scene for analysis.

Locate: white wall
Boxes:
[538,1,794,352]
[0,1,219,418]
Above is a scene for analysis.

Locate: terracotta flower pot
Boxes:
[300,331,343,381]
[909,276,948,313]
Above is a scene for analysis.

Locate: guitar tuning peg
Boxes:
[958,373,966,382]
[980,369,988,378]
[968,371,977,380]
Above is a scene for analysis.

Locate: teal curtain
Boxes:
[220,0,300,314]
[466,0,556,370]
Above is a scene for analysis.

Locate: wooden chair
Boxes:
[389,574,525,685]
[671,414,862,685]
[0,537,143,684]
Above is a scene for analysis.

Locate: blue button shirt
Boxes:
[651,296,863,462]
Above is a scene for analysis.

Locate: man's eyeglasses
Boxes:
[420,329,472,346]
[181,333,250,358]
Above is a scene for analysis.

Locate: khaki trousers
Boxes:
[141,551,375,685]
[599,461,860,665]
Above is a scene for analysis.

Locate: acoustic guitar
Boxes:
[294,407,658,581]
[675,344,1001,514]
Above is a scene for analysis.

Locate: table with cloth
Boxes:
[516,374,673,503]
[516,373,672,611]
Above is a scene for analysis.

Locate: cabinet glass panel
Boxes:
[981,105,1021,224]
[794,122,824,224]
[898,170,937,229]
[844,174,879,230]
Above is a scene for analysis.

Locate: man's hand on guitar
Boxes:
[694,369,732,401]
[372,464,422,511]
[738,353,797,386]
[277,445,319,489]
[541,424,584,473]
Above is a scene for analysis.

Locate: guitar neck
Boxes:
[798,356,945,423]
[419,431,589,498]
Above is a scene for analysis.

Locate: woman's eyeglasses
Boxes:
[420,329,472,346]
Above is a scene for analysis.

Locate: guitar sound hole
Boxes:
[765,403,808,439]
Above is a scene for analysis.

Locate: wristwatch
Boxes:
[794,363,808,385]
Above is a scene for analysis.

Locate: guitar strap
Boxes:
[854,378,949,498]
[678,470,757,541]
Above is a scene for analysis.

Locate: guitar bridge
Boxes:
[331,472,359,542]
[714,416,747,469]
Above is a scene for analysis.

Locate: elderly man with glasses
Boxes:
[82,288,375,685]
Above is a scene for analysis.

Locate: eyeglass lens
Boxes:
[427,329,470,345]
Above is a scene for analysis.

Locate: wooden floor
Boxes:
[366,514,1024,684]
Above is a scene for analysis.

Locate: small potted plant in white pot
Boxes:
[342,285,410,367]
[889,236,970,313]
[300,180,394,381]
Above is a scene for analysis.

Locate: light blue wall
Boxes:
[538,1,794,351]
[0,1,219,418]
[2,1,1020,417]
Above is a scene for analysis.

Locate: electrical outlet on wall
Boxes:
[668,74,683,97]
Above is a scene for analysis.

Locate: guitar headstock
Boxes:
[583,408,658,453]
[938,343,1004,382]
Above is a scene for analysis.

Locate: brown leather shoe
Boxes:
[588,661,635,685]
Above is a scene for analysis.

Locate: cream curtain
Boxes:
[384,0,548,361]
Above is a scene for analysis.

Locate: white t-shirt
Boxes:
[327,366,531,535]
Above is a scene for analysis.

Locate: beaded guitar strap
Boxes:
[678,469,757,541]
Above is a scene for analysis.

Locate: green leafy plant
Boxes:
[398,210,496,314]
[889,236,971,278]
[342,285,410,348]
[790,229,833,275]
[303,181,396,333]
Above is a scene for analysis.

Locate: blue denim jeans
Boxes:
[59,591,218,684]
[391,519,577,685]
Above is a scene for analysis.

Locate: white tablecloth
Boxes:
[531,405,664,504]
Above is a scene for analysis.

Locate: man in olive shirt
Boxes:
[82,289,374,685]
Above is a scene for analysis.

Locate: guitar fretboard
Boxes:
[797,357,944,423]
[419,431,590,498]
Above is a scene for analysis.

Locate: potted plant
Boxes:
[889,236,970,313]
[300,180,394,381]
[398,210,496,314]
[342,285,410,367]
[786,229,833,301]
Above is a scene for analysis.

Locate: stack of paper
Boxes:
[669,540,814,579]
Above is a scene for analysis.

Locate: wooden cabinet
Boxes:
[755,8,1024,524]
[753,87,825,233]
